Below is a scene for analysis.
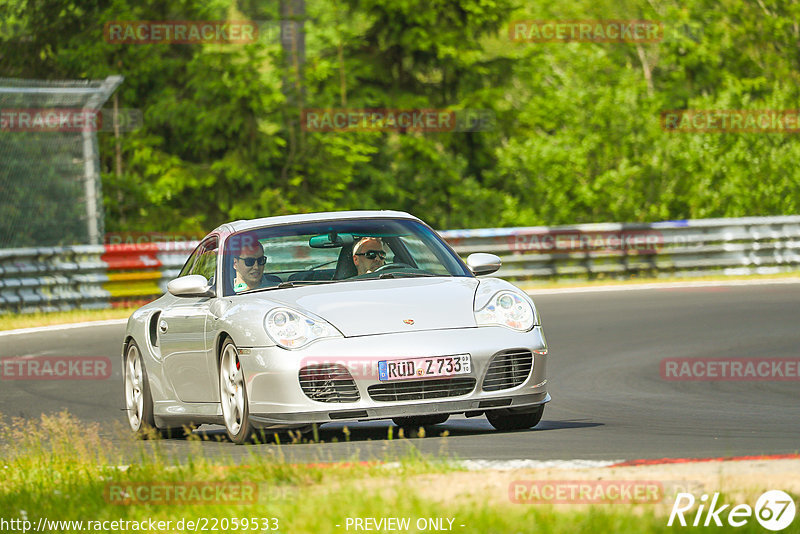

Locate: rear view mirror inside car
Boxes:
[309,232,355,248]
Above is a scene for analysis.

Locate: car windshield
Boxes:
[221,218,470,296]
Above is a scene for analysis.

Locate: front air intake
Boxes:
[481,350,533,391]
[299,364,360,403]
[368,377,476,402]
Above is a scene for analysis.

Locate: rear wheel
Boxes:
[486,405,544,431]
[124,340,186,439]
[219,338,256,444]
[124,340,154,436]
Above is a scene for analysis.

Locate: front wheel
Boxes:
[219,338,256,444]
[486,405,544,431]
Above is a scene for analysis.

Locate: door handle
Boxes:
[158,320,168,334]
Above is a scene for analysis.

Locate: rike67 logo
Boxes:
[669,490,796,531]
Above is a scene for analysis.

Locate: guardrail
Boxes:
[441,216,800,283]
[0,242,195,314]
[0,246,109,314]
[100,242,196,308]
[1,216,799,314]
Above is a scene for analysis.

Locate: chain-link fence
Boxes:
[0,76,122,247]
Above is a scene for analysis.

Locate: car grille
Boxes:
[367,377,476,402]
[298,364,360,403]
[481,349,533,391]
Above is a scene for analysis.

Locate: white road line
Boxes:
[457,459,621,470]
[524,277,800,295]
[0,318,128,337]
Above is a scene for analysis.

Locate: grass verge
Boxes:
[0,308,136,332]
[1,412,793,533]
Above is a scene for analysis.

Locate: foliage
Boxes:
[1,0,798,236]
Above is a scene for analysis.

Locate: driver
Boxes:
[231,239,278,292]
[352,237,387,275]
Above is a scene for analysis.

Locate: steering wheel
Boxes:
[374,262,412,272]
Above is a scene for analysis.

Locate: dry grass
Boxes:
[0,308,136,331]
[0,411,794,533]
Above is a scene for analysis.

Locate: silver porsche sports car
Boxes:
[123,210,550,443]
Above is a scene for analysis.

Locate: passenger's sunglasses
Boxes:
[355,250,387,260]
[236,255,267,266]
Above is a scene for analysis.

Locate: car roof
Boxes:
[211,210,420,236]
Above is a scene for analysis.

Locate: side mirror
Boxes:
[466,253,502,276]
[167,275,215,298]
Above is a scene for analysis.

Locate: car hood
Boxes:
[256,277,480,337]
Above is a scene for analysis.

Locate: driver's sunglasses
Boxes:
[236,255,267,266]
[355,250,387,260]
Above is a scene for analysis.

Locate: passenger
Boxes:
[352,237,387,275]
[231,240,277,292]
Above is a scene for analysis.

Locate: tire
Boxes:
[124,339,186,439]
[219,338,256,444]
[124,340,156,437]
[392,414,449,428]
[486,405,544,431]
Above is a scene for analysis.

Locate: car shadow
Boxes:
[533,419,603,431]
[182,417,602,444]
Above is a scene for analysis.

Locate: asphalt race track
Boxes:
[2,282,799,464]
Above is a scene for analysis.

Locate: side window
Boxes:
[191,237,218,283]
[399,235,450,275]
[178,244,203,277]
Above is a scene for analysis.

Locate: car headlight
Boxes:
[474,291,535,331]
[264,307,342,349]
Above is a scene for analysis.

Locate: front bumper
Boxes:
[239,325,549,426]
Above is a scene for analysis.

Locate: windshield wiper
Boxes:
[378,272,439,279]
[251,280,340,292]
[279,280,340,287]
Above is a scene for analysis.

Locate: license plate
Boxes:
[378,354,471,381]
